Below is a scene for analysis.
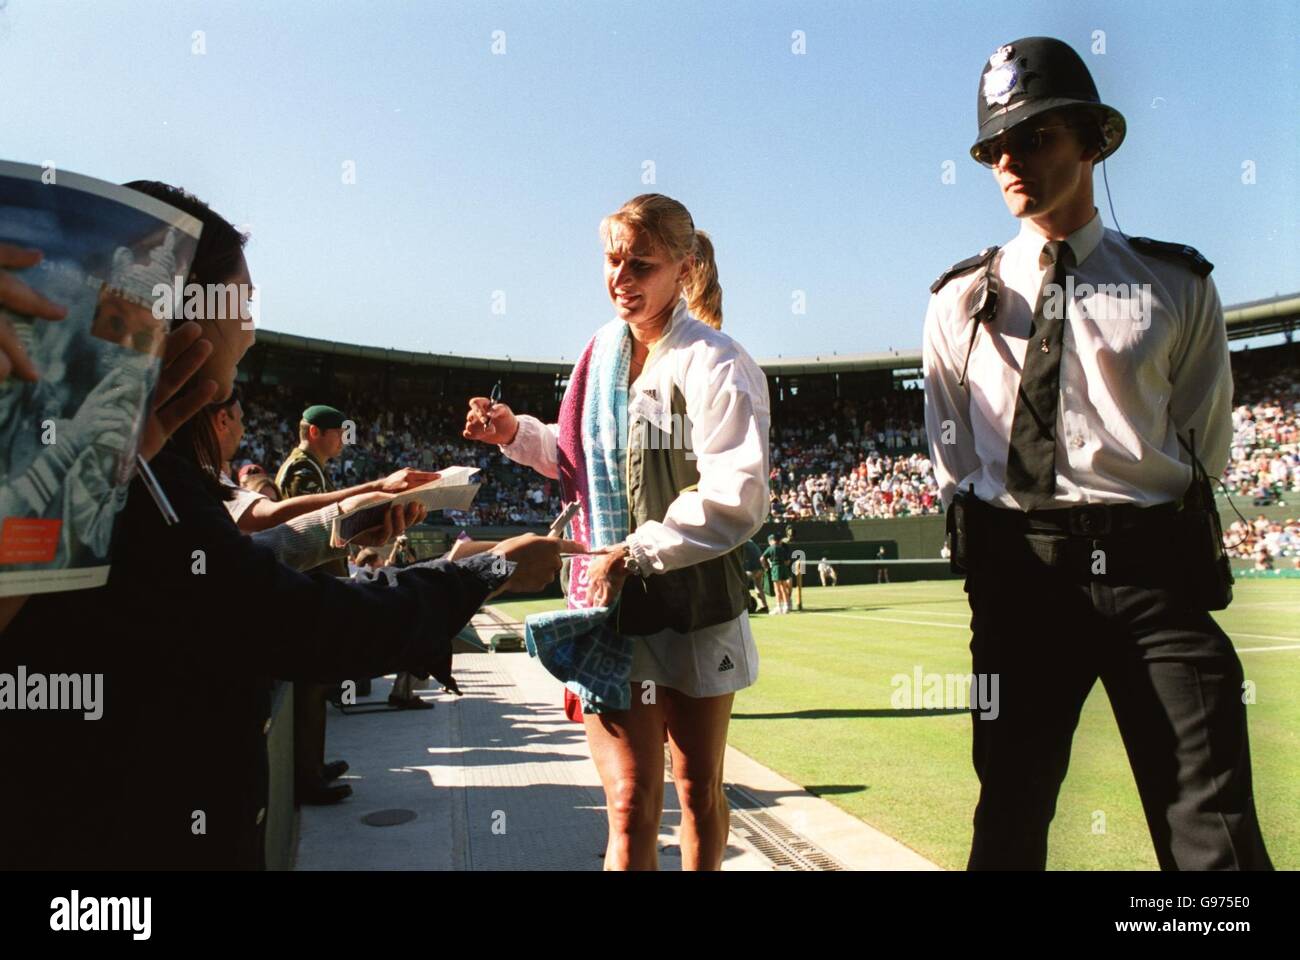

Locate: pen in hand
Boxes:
[481,380,502,430]
[547,501,580,539]
[549,502,600,556]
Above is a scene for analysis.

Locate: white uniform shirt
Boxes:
[923,211,1233,509]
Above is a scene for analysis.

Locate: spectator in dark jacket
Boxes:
[0,181,573,869]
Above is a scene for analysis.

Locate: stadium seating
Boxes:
[231,342,1299,558]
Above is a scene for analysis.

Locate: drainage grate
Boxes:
[662,749,842,871]
[724,784,844,871]
[362,808,418,827]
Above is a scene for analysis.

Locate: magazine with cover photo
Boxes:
[0,161,204,597]
[330,466,481,546]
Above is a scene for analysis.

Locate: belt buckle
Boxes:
[1069,503,1111,537]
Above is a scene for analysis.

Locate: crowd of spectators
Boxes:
[233,352,1300,537]
[1215,355,1300,567]
[1223,515,1300,569]
[1222,373,1300,505]
[233,383,563,527]
[767,390,941,520]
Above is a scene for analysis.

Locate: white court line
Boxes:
[813,607,969,619]
[820,612,969,631]
[818,614,1300,648]
[892,609,970,618]
[1233,632,1300,643]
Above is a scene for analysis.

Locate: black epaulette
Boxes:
[930,246,999,294]
[1126,236,1213,277]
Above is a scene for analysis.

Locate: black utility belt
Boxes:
[948,488,1233,608]
[982,499,1180,538]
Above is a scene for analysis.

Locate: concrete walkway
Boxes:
[297,611,939,871]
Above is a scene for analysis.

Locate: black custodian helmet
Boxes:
[971,36,1126,163]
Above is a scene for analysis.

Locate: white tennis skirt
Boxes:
[628,611,759,699]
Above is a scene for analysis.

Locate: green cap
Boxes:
[302,404,346,429]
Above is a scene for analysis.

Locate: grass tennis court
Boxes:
[494,579,1299,870]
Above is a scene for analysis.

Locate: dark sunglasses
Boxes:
[973,123,1076,167]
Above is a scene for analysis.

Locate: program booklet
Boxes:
[330,466,482,546]
[0,161,203,597]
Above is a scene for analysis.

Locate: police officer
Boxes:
[923,36,1271,870]
[275,403,354,804]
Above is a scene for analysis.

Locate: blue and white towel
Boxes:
[523,319,637,713]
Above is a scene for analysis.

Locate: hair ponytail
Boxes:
[686,229,722,330]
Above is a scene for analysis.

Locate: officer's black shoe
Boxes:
[322,759,350,781]
[298,780,353,806]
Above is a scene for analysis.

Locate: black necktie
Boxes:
[1005,239,1075,510]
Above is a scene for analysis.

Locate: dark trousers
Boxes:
[964,523,1272,871]
[293,680,329,789]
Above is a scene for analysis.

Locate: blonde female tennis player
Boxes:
[465,194,770,869]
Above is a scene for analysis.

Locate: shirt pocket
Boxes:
[1076,282,1174,356]
[1073,284,1177,391]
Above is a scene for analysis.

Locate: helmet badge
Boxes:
[983,45,1017,107]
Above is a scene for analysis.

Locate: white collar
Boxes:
[641,297,690,355]
[1015,209,1104,266]
[660,296,689,340]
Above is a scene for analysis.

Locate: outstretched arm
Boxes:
[462,397,560,479]
[497,416,560,480]
[117,453,516,684]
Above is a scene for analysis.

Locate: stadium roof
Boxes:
[1223,292,1300,341]
[253,291,1300,376]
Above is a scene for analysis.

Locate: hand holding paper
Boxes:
[333,494,427,549]
[0,243,68,383]
[330,466,481,547]
[373,467,440,494]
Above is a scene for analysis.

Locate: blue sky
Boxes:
[3,0,1297,362]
